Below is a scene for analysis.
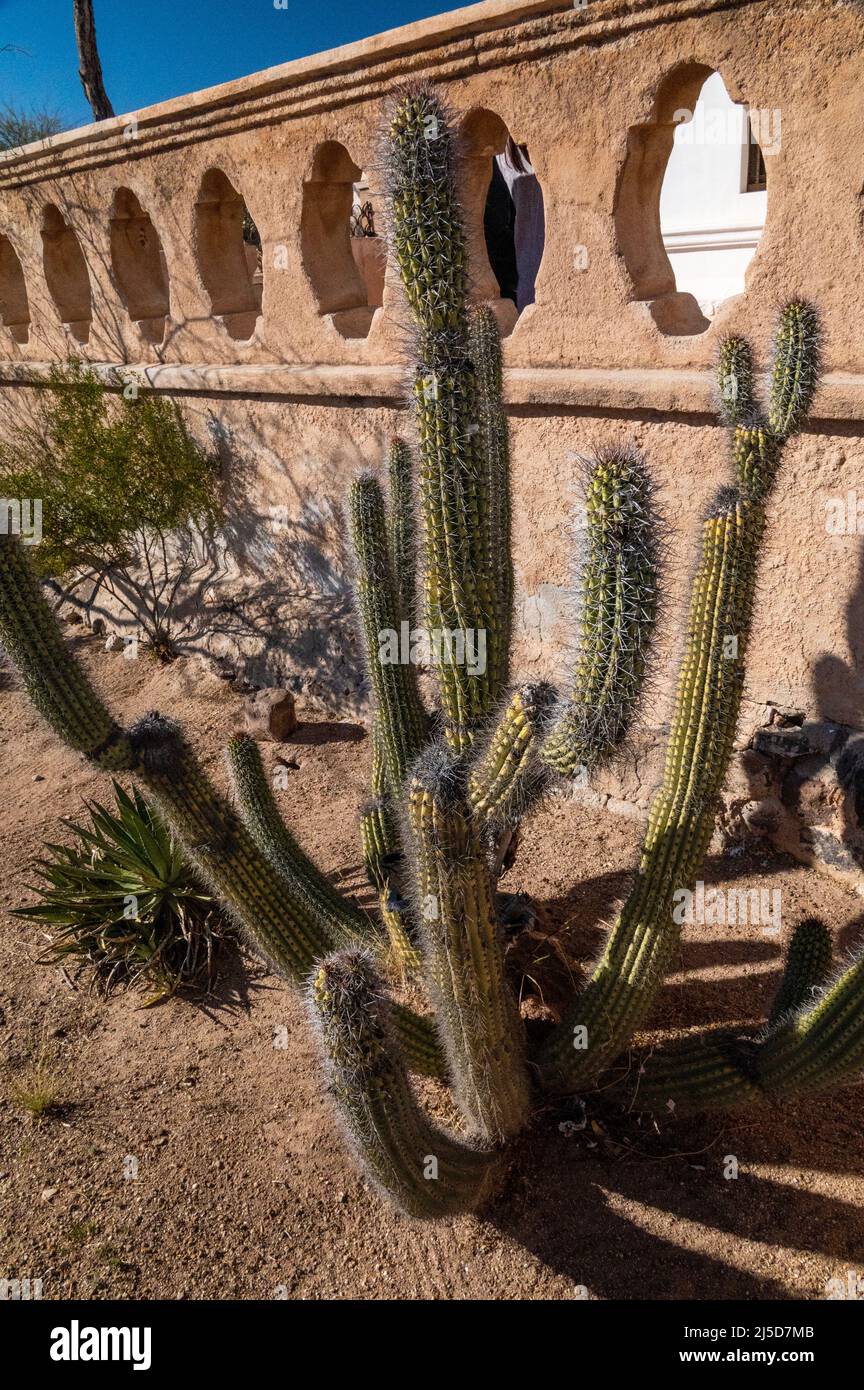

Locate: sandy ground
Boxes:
[1,633,863,1301]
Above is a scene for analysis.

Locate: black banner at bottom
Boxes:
[1,1297,857,1375]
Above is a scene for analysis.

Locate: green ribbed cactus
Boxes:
[310,950,497,1216]
[0,79,843,1223]
[542,447,661,778]
[636,919,864,1112]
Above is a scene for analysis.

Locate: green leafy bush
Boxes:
[0,362,223,657]
[15,783,230,1001]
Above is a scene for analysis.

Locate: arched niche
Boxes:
[614,62,769,336]
[459,108,546,337]
[109,188,170,344]
[301,141,376,340]
[41,205,92,343]
[194,168,262,342]
[0,235,30,344]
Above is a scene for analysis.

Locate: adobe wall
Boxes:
[1,0,863,872]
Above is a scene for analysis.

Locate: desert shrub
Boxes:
[14,782,230,1001]
[0,362,224,658]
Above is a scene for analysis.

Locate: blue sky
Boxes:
[0,0,469,131]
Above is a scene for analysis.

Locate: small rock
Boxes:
[104,635,125,653]
[40,1187,59,1202]
[90,617,106,636]
[244,688,298,742]
[32,774,44,782]
[64,609,83,625]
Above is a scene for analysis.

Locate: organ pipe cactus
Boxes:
[0,80,846,1224]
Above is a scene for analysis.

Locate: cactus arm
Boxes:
[468,303,513,701]
[768,917,833,1025]
[407,747,530,1141]
[535,305,820,1096]
[768,300,821,442]
[387,437,418,629]
[360,722,421,974]
[717,335,755,426]
[385,86,497,749]
[541,448,661,778]
[634,1035,764,1114]
[537,492,764,1092]
[310,951,496,1216]
[758,948,864,1099]
[227,732,372,949]
[631,929,862,1113]
[468,682,555,824]
[389,1001,448,1080]
[130,714,337,981]
[0,534,134,770]
[349,475,428,791]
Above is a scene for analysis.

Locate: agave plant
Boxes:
[15,783,226,1000]
[0,84,855,1223]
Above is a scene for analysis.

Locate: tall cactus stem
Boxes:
[310,950,496,1216]
[468,302,512,700]
[538,492,765,1092]
[717,335,755,427]
[541,448,661,778]
[407,746,530,1141]
[385,84,497,749]
[350,474,428,790]
[387,437,418,628]
[767,300,821,442]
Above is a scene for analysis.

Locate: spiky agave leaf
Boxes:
[15,781,227,997]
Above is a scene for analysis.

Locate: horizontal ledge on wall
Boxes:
[1,360,862,421]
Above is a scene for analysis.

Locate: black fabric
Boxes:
[483,161,518,305]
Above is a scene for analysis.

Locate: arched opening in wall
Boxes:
[460,108,546,337]
[615,64,769,335]
[40,205,92,343]
[0,235,30,344]
[301,142,379,340]
[109,188,170,344]
[660,71,767,321]
[194,169,262,341]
